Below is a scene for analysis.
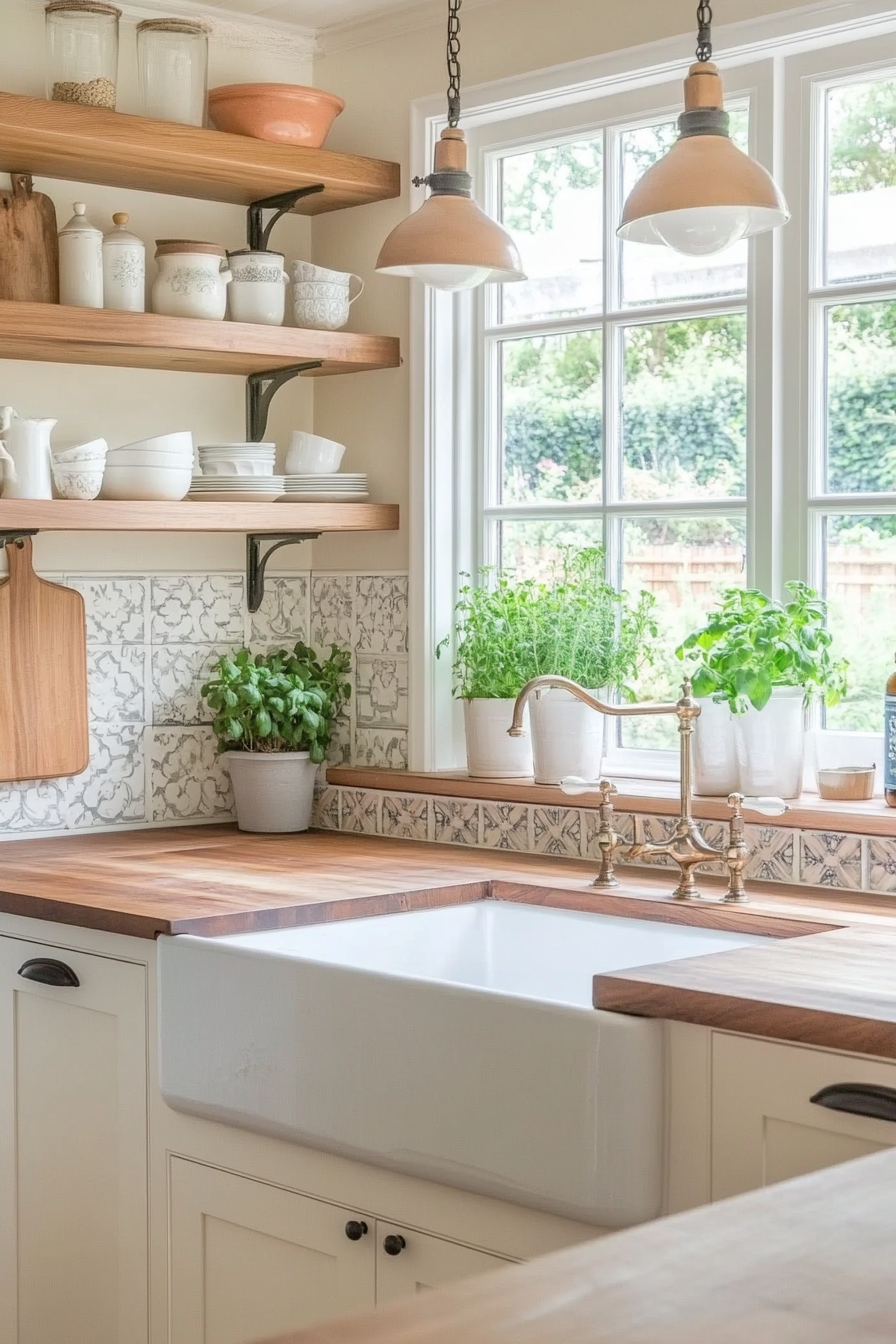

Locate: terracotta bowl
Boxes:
[207,83,345,147]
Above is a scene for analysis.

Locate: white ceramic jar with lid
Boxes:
[102,212,145,312]
[226,249,288,326]
[136,18,208,127]
[58,202,103,308]
[45,1,120,108]
[152,240,231,320]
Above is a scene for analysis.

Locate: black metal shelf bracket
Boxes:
[247,532,321,613]
[247,185,326,252]
[1,529,39,548]
[246,361,323,442]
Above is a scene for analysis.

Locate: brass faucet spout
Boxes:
[507,676,680,737]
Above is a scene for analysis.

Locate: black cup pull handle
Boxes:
[17,958,80,988]
[810,1083,896,1124]
[383,1234,406,1257]
[344,1221,368,1241]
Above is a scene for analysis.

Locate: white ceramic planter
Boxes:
[530,687,606,786]
[693,696,740,796]
[733,687,806,800]
[225,751,318,832]
[463,698,533,779]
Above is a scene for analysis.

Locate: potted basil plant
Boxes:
[677,583,848,799]
[202,642,351,832]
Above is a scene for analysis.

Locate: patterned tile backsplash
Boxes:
[0,570,408,840]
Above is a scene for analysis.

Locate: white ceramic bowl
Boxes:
[106,449,193,469]
[198,441,275,452]
[52,437,109,464]
[52,465,105,500]
[101,464,192,501]
[115,431,194,457]
[286,431,346,474]
[198,459,274,477]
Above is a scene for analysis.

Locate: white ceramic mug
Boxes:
[290,260,363,331]
[152,244,231,321]
[286,431,346,474]
[227,250,288,326]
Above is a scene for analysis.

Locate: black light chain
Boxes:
[696,1,713,61]
[447,0,462,127]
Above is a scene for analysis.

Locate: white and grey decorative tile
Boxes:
[312,786,341,831]
[482,801,531,852]
[340,788,380,835]
[87,646,147,724]
[355,575,408,654]
[868,837,896,894]
[433,798,480,847]
[744,825,796,883]
[326,710,354,767]
[66,726,146,828]
[250,575,309,646]
[150,727,234,821]
[355,655,408,728]
[151,576,244,643]
[353,728,408,770]
[381,793,429,841]
[800,831,863,890]
[311,574,354,650]
[151,644,239,726]
[0,778,68,832]
[532,806,582,858]
[66,576,147,644]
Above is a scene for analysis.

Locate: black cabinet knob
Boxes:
[383,1234,406,1257]
[344,1221,368,1241]
[17,958,80,988]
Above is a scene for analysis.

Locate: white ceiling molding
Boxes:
[315,0,502,55]
[16,0,318,54]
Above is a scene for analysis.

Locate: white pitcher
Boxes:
[0,408,58,500]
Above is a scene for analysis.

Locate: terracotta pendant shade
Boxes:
[618,62,789,256]
[376,129,526,290]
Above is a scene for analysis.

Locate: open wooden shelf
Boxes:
[0,500,399,533]
[0,91,400,214]
[0,301,400,376]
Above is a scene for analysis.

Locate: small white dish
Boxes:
[102,463,192,501]
[106,449,193,469]
[115,431,193,457]
[286,431,346,474]
[198,460,275,478]
[52,437,109,464]
[281,491,369,503]
[52,464,105,500]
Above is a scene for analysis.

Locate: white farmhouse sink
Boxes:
[158,901,764,1227]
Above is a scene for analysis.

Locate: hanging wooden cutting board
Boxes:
[0,537,89,782]
[0,173,60,303]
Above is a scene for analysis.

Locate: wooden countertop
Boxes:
[263,1147,896,1344]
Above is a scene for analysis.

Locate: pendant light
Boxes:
[376,0,525,291]
[618,3,789,256]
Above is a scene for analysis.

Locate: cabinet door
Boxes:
[169,1158,376,1344]
[376,1222,513,1305]
[0,934,148,1344]
[712,1033,896,1201]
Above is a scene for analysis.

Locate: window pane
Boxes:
[621,315,747,500]
[499,138,603,324]
[501,332,602,504]
[498,517,603,582]
[619,107,749,307]
[826,302,896,493]
[824,515,896,731]
[825,77,896,285]
[620,516,747,748]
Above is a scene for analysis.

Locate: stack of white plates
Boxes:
[188,475,285,503]
[280,472,369,503]
[198,442,276,477]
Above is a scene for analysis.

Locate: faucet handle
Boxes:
[740,796,789,817]
[597,779,617,807]
[560,776,604,797]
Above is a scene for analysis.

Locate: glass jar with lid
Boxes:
[45,2,120,110]
[136,19,209,127]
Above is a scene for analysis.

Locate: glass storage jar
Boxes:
[136,19,209,127]
[45,1,120,109]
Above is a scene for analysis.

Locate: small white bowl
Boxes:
[198,459,275,477]
[52,465,105,500]
[52,437,109,464]
[115,431,194,457]
[286,430,345,474]
[101,463,192,501]
[106,449,194,469]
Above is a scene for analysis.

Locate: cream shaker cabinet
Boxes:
[0,932,149,1344]
[711,1032,896,1200]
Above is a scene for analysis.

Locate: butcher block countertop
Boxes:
[264,1147,896,1344]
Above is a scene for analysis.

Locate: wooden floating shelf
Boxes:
[0,91,400,214]
[0,301,400,376]
[0,501,400,533]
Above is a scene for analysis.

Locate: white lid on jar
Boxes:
[59,203,102,236]
[103,212,144,248]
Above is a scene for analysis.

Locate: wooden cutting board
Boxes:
[0,537,89,781]
[0,173,59,303]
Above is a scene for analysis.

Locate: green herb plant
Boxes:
[437,570,542,699]
[202,641,352,762]
[676,582,849,714]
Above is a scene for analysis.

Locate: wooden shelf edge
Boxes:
[0,501,400,533]
[0,90,400,213]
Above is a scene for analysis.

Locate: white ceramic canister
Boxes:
[102,211,145,312]
[152,240,231,320]
[58,202,103,308]
[290,259,364,331]
[226,249,288,326]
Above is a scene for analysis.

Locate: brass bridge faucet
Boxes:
[508,676,782,903]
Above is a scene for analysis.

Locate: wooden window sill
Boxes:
[326,767,896,838]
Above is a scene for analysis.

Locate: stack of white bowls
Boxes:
[52,437,108,500]
[189,442,284,502]
[101,432,194,501]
